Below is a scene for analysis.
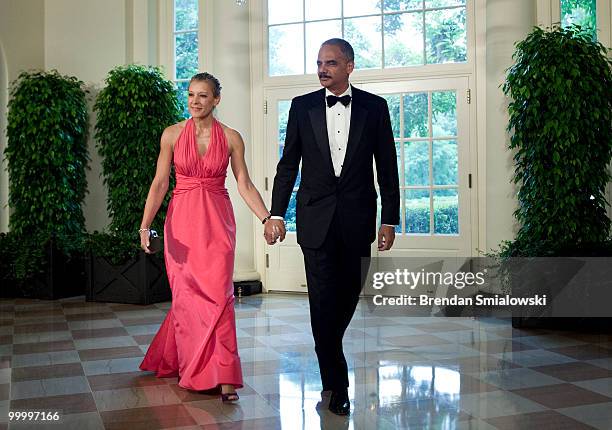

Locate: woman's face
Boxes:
[188,80,220,118]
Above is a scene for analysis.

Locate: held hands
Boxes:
[264,219,286,245]
[377,225,395,251]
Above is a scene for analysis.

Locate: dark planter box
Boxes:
[512,316,612,332]
[0,278,17,298]
[10,242,86,300]
[86,251,171,305]
[234,280,262,298]
[87,251,261,305]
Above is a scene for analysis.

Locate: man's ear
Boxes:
[347,61,355,74]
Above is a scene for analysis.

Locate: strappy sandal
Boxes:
[221,392,239,403]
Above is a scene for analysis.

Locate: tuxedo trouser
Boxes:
[301,209,371,392]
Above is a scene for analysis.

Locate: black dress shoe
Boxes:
[328,390,350,415]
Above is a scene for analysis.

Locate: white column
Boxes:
[0,43,8,232]
[485,0,536,251]
[210,0,259,281]
[126,0,159,66]
[0,0,46,232]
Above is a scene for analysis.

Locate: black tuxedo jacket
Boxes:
[271,86,400,249]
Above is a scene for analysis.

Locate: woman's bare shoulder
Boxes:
[166,120,188,136]
[218,122,242,143]
[162,120,188,146]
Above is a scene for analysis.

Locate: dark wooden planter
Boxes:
[234,280,262,297]
[86,250,262,305]
[86,251,171,305]
[11,242,86,300]
[512,316,612,332]
[0,278,17,298]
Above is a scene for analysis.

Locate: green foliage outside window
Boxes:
[561,0,597,41]
[175,32,199,80]
[406,196,458,234]
[175,0,198,31]
[174,0,199,118]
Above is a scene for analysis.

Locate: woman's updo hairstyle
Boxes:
[189,72,221,97]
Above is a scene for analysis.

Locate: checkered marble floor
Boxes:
[0,293,611,429]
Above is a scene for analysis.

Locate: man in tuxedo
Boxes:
[264,38,399,415]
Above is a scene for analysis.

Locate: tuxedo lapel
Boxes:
[307,90,335,177]
[340,86,367,181]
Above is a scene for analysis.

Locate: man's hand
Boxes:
[377,225,395,251]
[264,219,286,245]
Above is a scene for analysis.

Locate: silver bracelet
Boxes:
[138,228,150,234]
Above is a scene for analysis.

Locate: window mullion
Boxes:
[422,2,427,65]
[303,0,307,74]
[380,7,385,68]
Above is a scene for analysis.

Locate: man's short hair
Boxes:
[321,38,354,62]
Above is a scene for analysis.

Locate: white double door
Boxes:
[264,77,473,294]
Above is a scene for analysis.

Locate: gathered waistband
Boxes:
[173,173,228,197]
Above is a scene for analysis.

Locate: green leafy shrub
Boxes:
[4,70,89,280]
[92,65,182,262]
[501,25,612,257]
[86,230,141,266]
[0,233,17,284]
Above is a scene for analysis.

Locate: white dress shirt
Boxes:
[326,86,352,178]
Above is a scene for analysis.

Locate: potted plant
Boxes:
[500,25,612,328]
[87,65,182,304]
[4,70,89,299]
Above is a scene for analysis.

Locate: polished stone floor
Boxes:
[0,293,611,429]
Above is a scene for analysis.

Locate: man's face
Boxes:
[317,44,354,93]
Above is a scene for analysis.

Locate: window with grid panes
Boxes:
[267,0,468,77]
[174,0,199,117]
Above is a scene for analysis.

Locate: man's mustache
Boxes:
[319,74,331,79]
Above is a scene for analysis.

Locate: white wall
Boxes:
[44,0,127,83]
[0,0,46,232]
[44,0,129,232]
[485,0,536,251]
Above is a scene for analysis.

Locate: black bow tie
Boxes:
[326,95,351,108]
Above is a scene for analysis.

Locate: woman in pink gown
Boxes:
[137,73,274,401]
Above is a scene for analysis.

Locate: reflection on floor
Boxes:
[0,293,611,429]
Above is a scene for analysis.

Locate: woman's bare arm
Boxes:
[139,125,178,251]
[227,128,270,223]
